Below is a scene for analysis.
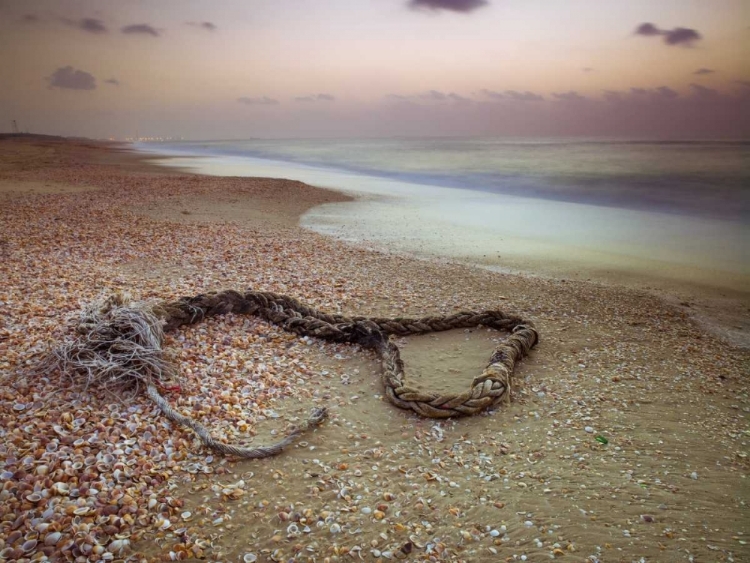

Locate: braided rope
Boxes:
[52,290,538,459]
[153,290,539,424]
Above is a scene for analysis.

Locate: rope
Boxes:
[153,290,538,424]
[52,290,539,459]
[146,384,328,458]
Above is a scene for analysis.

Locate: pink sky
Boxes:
[1,0,748,139]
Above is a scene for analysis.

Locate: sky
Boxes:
[1,0,749,139]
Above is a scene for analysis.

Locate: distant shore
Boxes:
[1,136,748,562]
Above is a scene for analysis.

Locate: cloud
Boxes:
[693,68,715,75]
[736,80,750,88]
[663,27,701,46]
[604,86,681,103]
[602,90,623,103]
[480,89,505,100]
[582,67,595,73]
[121,23,159,37]
[408,0,488,13]
[237,96,279,105]
[187,21,216,31]
[21,14,40,23]
[419,90,448,101]
[634,23,702,47]
[294,93,336,102]
[635,22,661,36]
[655,86,679,99]
[505,90,544,102]
[690,83,720,100]
[552,91,587,102]
[64,17,108,34]
[47,66,96,90]
[480,89,544,102]
[448,93,471,103]
[105,78,120,86]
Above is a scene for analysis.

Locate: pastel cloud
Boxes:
[47,66,96,90]
[237,96,279,105]
[552,91,587,102]
[480,89,544,102]
[408,0,488,13]
[187,21,217,31]
[693,68,715,75]
[294,93,336,102]
[634,22,702,46]
[69,18,108,34]
[121,24,160,37]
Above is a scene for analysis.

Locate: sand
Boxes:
[0,136,748,563]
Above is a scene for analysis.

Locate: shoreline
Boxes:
[135,143,750,349]
[1,136,748,562]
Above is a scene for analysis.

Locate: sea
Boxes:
[136,138,750,293]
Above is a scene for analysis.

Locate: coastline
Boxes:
[140,143,750,348]
[1,136,748,562]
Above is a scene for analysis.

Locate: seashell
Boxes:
[36,465,49,476]
[45,532,62,546]
[22,539,38,552]
[13,403,26,411]
[157,518,171,531]
[243,554,258,563]
[52,481,70,495]
[46,442,58,452]
[109,538,130,554]
[74,507,91,516]
[26,493,43,503]
[180,511,192,521]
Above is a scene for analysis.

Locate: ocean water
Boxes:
[146,138,750,222]
[138,138,750,293]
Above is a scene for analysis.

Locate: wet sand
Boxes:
[0,136,748,563]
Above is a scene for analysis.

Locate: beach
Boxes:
[1,136,748,562]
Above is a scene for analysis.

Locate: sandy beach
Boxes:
[1,136,748,562]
